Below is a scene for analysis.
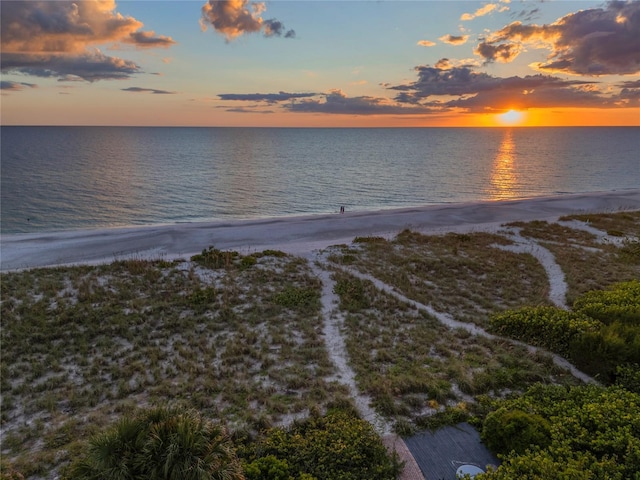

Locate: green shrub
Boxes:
[478,384,640,479]
[481,408,552,456]
[273,285,319,312]
[244,455,293,480]
[333,277,370,312]
[241,255,258,269]
[353,236,387,244]
[616,363,640,393]
[189,286,217,305]
[242,410,402,480]
[66,406,243,480]
[573,280,640,325]
[570,322,640,381]
[260,250,288,258]
[489,306,601,355]
[191,246,239,269]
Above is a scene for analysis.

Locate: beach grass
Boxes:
[508,211,640,304]
[1,210,639,477]
[330,269,581,434]
[1,251,350,475]
[328,230,550,326]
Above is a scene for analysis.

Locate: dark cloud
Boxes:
[201,0,294,41]
[474,42,521,63]
[218,91,317,103]
[445,84,620,112]
[122,87,176,94]
[618,79,640,101]
[618,79,640,89]
[476,0,640,75]
[0,80,37,91]
[390,63,502,99]
[513,7,540,23]
[386,61,625,112]
[286,89,434,115]
[2,51,140,82]
[263,19,295,38]
[127,31,176,48]
[0,1,174,82]
[224,107,275,114]
[439,34,469,45]
[219,88,435,115]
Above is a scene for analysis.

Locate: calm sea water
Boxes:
[1,126,639,234]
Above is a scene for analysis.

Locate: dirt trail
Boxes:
[311,260,426,479]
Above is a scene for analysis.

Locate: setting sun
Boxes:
[498,110,526,126]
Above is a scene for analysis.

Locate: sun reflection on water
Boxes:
[489,129,518,200]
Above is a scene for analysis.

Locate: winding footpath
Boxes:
[310,261,425,480]
[308,220,609,479]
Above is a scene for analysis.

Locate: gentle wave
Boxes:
[2,126,639,234]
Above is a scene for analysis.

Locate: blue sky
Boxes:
[2,1,639,126]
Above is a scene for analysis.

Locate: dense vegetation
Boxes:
[478,384,640,479]
[67,406,243,480]
[489,280,640,382]
[481,280,640,478]
[2,210,638,478]
[62,407,400,480]
[240,409,402,480]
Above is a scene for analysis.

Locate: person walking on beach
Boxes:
[340,206,345,214]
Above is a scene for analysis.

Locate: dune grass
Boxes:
[0,251,350,476]
[507,213,640,304]
[328,230,550,327]
[330,270,581,435]
[1,210,639,477]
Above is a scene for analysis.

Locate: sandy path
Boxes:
[311,262,393,435]
[311,260,425,479]
[337,266,597,385]
[496,229,568,309]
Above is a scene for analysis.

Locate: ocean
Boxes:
[1,126,639,234]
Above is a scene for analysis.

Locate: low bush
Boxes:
[353,236,387,244]
[333,276,370,312]
[478,384,640,479]
[573,279,640,325]
[241,410,402,480]
[569,321,640,381]
[481,408,551,456]
[273,285,320,312]
[191,246,239,269]
[489,306,601,356]
[615,363,640,393]
[65,406,243,480]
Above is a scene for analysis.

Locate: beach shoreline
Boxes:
[2,189,639,271]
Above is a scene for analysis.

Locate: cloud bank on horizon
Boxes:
[1,0,639,124]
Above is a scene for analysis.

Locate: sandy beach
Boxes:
[2,189,640,271]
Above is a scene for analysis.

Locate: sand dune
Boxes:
[2,189,639,271]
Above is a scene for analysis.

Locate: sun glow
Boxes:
[498,109,525,125]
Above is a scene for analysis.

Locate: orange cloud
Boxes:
[439,34,469,45]
[476,2,640,75]
[200,0,294,41]
[417,40,436,47]
[1,1,175,81]
[461,3,507,21]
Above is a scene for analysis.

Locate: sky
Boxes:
[1,0,639,127]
